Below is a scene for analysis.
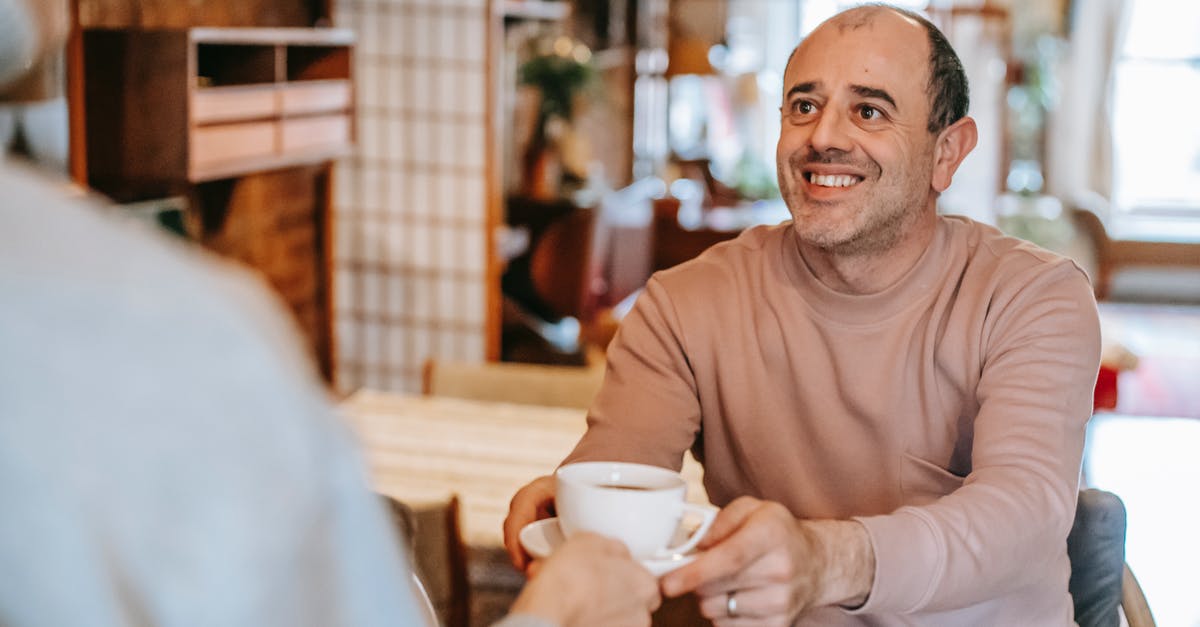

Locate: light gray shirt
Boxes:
[0,157,425,626]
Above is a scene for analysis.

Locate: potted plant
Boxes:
[517,38,596,200]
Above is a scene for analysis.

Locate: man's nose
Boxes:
[809,109,853,154]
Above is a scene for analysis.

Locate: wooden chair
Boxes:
[1070,207,1200,300]
[422,358,605,410]
[503,185,652,361]
[651,197,739,272]
[1068,489,1155,627]
[526,180,658,330]
[386,494,471,627]
[528,206,604,325]
[1122,564,1155,627]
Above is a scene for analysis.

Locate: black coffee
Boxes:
[596,484,654,491]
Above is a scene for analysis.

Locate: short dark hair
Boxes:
[893,6,970,133]
[790,4,970,134]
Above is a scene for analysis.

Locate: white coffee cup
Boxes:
[555,461,717,559]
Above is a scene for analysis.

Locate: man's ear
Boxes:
[931,116,977,193]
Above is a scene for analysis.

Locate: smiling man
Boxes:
[505,4,1101,625]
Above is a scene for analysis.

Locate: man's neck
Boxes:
[797,212,937,295]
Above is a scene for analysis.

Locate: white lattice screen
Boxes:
[334,0,493,392]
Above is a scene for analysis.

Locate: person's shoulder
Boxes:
[0,160,316,383]
[1,160,253,296]
[940,215,1097,328]
[24,163,276,289]
[942,214,1089,285]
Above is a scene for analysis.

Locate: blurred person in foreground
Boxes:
[505,4,1101,625]
[0,1,659,625]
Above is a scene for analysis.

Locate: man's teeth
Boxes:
[808,174,861,187]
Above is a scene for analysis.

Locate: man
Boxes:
[505,4,1100,625]
[0,2,660,625]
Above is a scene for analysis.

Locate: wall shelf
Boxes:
[83,27,355,191]
[76,25,354,381]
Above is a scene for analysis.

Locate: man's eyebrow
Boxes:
[851,84,897,109]
[785,81,820,100]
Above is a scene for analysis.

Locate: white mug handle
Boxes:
[658,503,718,558]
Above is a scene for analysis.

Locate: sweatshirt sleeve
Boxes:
[851,262,1101,614]
[562,277,703,471]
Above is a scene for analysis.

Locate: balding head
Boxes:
[789,3,968,134]
[827,3,898,31]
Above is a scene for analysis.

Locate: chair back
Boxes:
[1068,489,1127,627]
[386,495,470,627]
[651,197,740,272]
[1068,488,1155,627]
[422,358,605,410]
[528,179,658,324]
[529,207,599,322]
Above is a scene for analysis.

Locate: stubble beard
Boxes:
[778,150,924,258]
[819,200,913,256]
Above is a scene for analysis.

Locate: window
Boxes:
[1111,0,1200,232]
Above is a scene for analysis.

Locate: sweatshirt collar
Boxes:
[780,217,950,326]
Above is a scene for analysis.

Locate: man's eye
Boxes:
[859,105,880,120]
[792,100,815,115]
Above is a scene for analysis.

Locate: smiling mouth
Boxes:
[804,173,863,188]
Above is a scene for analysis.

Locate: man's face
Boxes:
[776,10,940,256]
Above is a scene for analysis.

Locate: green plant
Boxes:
[730,152,780,200]
[518,51,596,122]
[516,42,599,198]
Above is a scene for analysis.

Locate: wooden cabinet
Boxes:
[75,26,354,382]
[82,27,354,192]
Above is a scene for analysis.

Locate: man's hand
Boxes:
[503,474,557,571]
[659,496,875,625]
[509,532,662,627]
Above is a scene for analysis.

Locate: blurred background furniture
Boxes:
[82,28,353,186]
[524,199,608,329]
[1096,303,1200,420]
[1071,208,1200,302]
[501,178,660,364]
[651,196,739,272]
[387,494,470,627]
[422,358,604,411]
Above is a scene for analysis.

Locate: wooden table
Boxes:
[339,389,709,550]
[340,390,711,625]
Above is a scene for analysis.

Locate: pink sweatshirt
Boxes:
[565,215,1101,625]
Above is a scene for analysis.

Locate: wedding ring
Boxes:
[726,591,739,618]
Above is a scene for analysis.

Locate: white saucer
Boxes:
[518,518,699,577]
